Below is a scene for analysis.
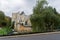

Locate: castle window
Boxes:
[25,21,28,25]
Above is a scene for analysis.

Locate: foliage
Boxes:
[30,0,60,32]
[0,11,5,20]
[0,11,5,26]
[0,11,12,35]
[0,26,12,35]
[11,21,15,29]
[5,16,11,26]
[0,11,11,27]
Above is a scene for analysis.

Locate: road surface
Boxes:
[0,33,60,40]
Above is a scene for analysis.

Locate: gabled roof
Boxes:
[20,11,25,15]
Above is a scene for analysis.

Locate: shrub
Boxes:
[0,26,12,35]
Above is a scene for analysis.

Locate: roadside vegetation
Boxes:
[30,0,60,32]
[0,11,12,35]
[0,27,12,35]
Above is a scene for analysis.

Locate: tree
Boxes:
[31,0,48,32]
[54,8,58,14]
[33,0,48,15]
[42,7,60,31]
[30,0,60,32]
[0,11,5,20]
[5,16,11,26]
[0,11,11,27]
[0,11,6,27]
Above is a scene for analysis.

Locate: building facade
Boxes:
[12,11,32,33]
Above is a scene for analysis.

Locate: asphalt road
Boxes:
[0,33,60,40]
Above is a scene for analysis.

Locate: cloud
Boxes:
[0,0,60,17]
[48,0,60,13]
[0,0,37,17]
[0,0,28,17]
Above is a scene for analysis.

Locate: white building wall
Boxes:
[12,12,32,32]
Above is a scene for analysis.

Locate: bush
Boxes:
[0,26,12,35]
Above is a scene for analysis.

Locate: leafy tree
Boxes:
[11,21,15,29]
[0,11,6,27]
[31,0,48,32]
[54,8,58,14]
[30,0,60,32]
[0,11,11,27]
[0,11,5,20]
[5,16,11,26]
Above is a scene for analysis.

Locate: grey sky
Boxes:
[0,0,60,17]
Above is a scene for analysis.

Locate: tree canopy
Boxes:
[0,11,5,20]
[30,0,60,32]
[0,11,11,27]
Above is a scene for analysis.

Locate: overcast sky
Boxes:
[0,0,60,17]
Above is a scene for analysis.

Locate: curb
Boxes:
[0,31,60,38]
